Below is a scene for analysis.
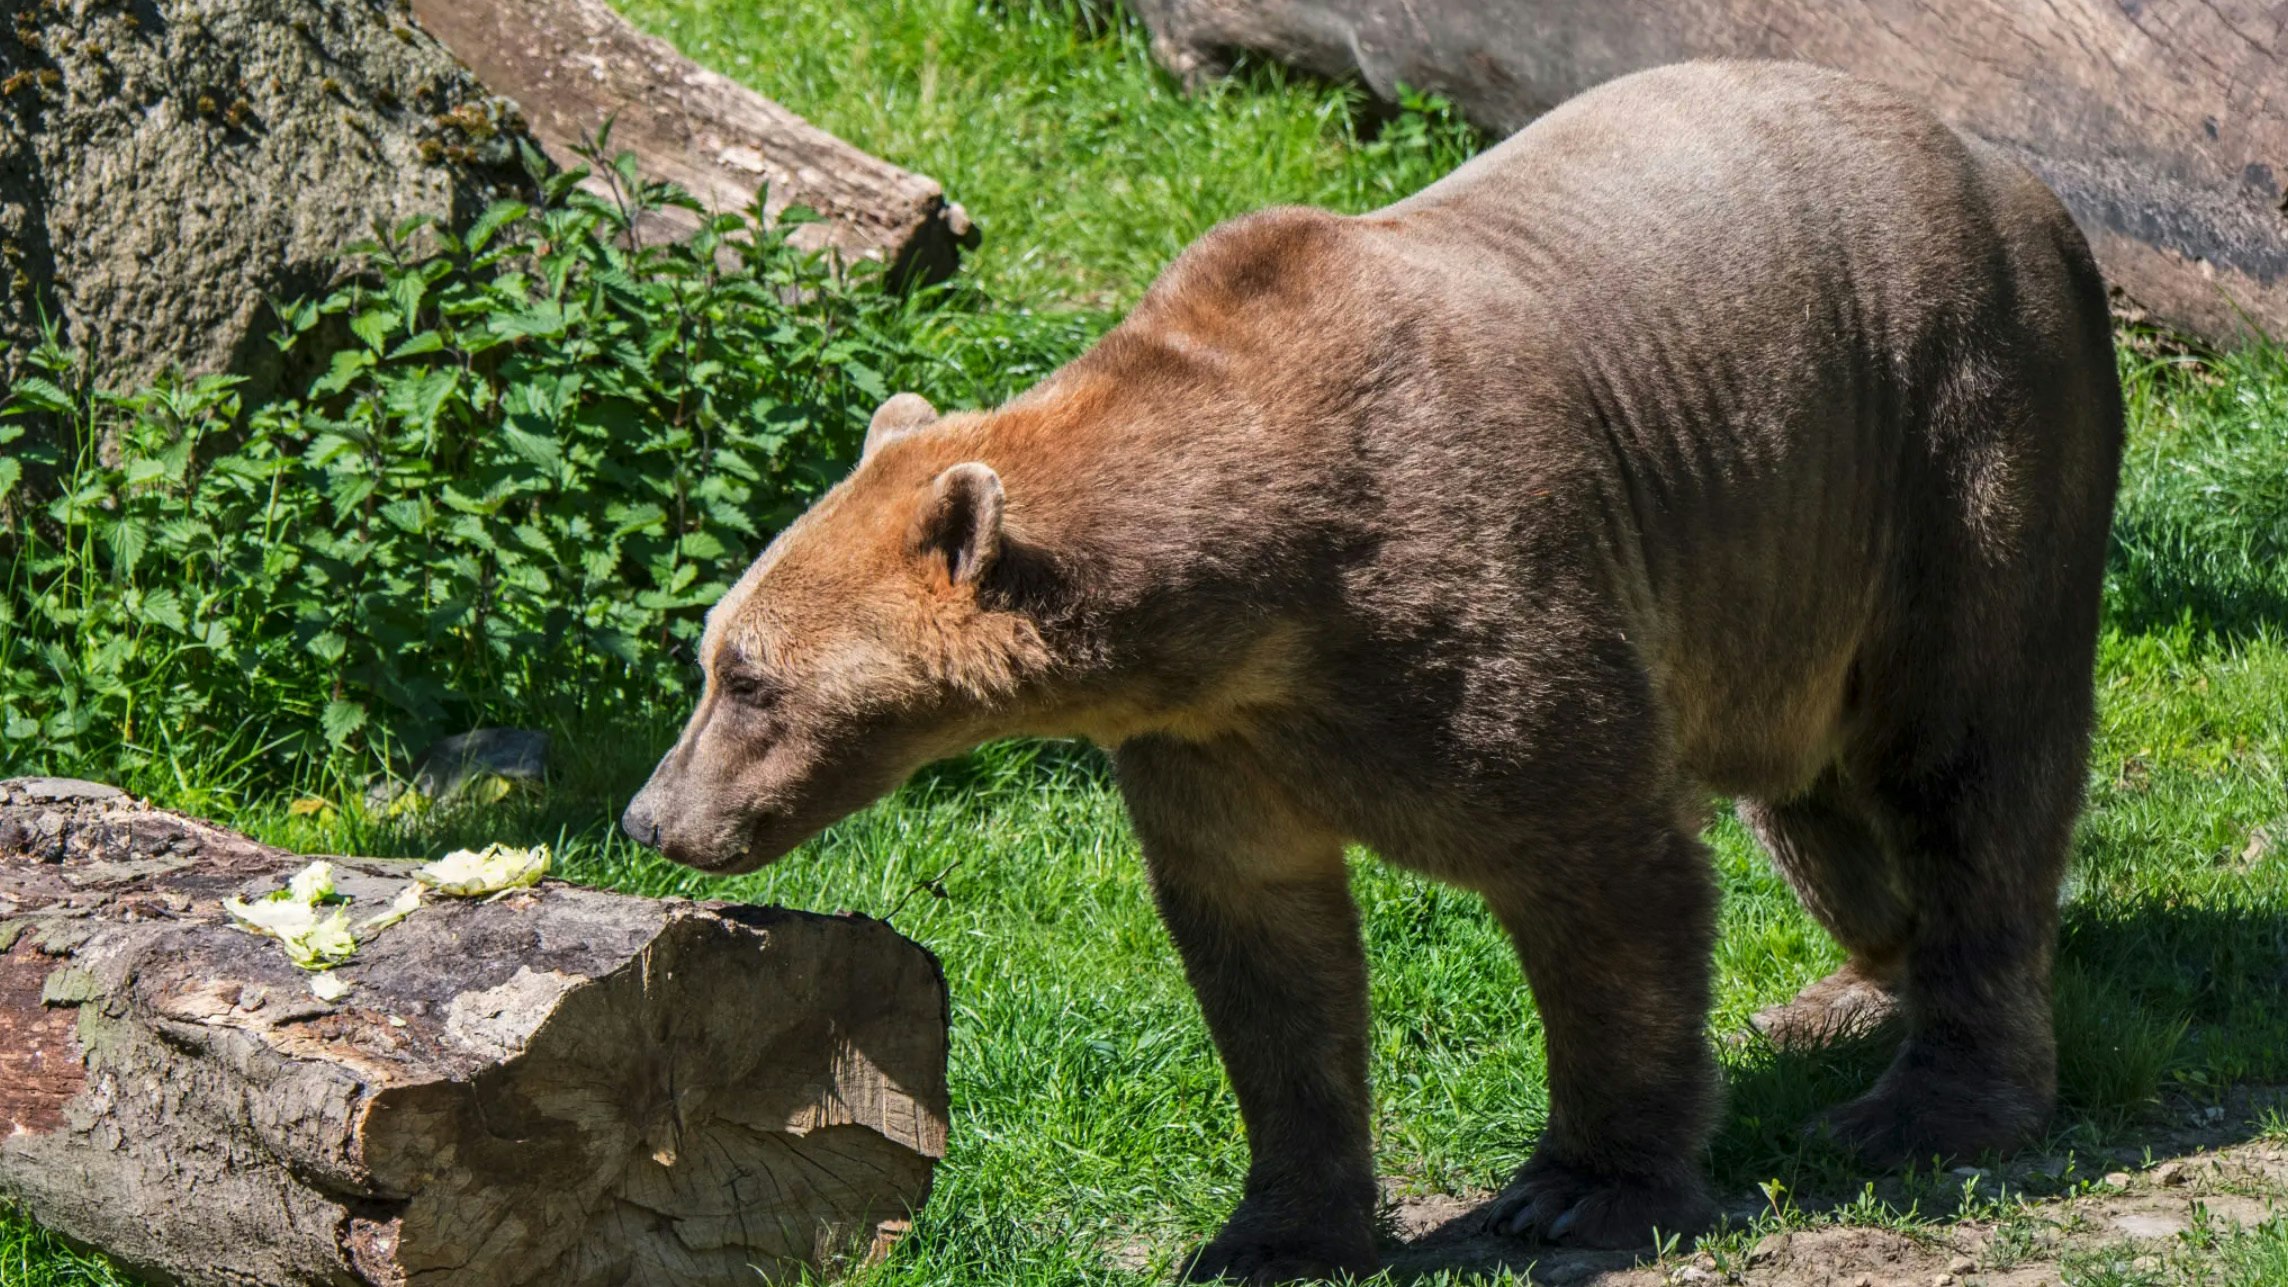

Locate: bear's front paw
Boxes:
[1480,1155,1713,1250]
[1179,1206,1377,1284]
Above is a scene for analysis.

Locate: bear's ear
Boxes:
[915,462,1003,588]
[864,392,939,460]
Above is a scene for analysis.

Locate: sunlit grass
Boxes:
[8,1,2288,1283]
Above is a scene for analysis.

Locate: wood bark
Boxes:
[1126,0,2288,343]
[406,0,975,285]
[0,777,948,1287]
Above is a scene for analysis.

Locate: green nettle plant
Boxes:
[1,143,912,783]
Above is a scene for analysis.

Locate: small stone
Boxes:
[370,728,550,808]
[1948,1256,1977,1274]
[1748,1233,1788,1265]
[1670,1267,1716,1285]
[2103,1170,2133,1187]
[17,778,126,803]
[2114,1212,2185,1239]
[1932,1276,1955,1287]
[2154,1159,2187,1186]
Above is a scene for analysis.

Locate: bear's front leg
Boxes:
[1477,822,1722,1249]
[1117,737,1379,1285]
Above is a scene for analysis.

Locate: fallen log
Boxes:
[0,777,947,1287]
[407,0,975,286]
[1126,0,2288,344]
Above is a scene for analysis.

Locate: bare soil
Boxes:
[1380,1090,2288,1285]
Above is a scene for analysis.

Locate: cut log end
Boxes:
[0,779,948,1287]
[355,910,945,1283]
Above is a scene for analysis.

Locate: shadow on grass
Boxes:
[1382,894,2288,1281]
[2106,526,2288,643]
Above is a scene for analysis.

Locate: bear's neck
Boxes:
[962,335,1355,747]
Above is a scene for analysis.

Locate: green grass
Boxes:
[7,1,2288,1284]
[608,0,1477,312]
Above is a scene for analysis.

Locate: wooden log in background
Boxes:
[0,777,947,1287]
[1126,0,2288,344]
[408,0,976,286]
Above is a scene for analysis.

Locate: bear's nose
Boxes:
[620,797,663,849]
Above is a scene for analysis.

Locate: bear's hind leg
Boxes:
[1478,821,1721,1249]
[1815,731,2079,1165]
[1116,736,1379,1284]
[1739,777,1911,1048]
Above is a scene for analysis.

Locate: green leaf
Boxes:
[320,699,367,747]
[137,586,188,634]
[4,375,75,414]
[386,331,448,360]
[310,349,376,399]
[350,309,396,353]
[491,302,567,341]
[108,518,150,573]
[466,200,531,254]
[502,426,563,472]
[387,367,460,429]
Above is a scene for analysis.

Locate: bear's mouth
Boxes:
[677,810,812,875]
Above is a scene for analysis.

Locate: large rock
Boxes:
[0,0,531,399]
[1127,0,2288,344]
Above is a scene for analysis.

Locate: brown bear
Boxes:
[623,59,2123,1282]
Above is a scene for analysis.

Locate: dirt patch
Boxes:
[1379,1094,2288,1285]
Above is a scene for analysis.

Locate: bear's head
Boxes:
[621,393,1049,873]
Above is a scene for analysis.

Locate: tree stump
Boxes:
[406,0,976,286]
[0,777,947,1287]
[1125,0,2288,344]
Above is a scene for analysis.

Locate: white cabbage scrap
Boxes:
[417,842,550,897]
[225,859,427,990]
[357,881,424,933]
[286,860,338,905]
[225,861,359,970]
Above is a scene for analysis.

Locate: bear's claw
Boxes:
[1480,1156,1714,1250]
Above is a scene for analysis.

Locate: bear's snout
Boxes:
[619,794,663,850]
[622,766,780,873]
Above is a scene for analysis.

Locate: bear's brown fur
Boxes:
[624,60,2123,1282]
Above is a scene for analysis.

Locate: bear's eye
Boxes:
[716,664,781,708]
